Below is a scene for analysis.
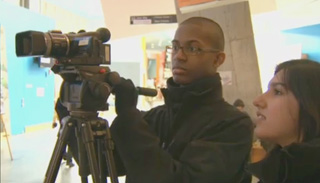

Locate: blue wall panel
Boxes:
[0,1,55,134]
[282,24,320,62]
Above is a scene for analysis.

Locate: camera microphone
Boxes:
[96,28,111,43]
[106,72,158,97]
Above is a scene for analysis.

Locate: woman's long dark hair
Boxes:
[275,59,320,141]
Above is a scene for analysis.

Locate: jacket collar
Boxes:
[161,74,223,105]
[248,138,320,182]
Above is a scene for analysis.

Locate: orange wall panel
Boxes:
[177,0,217,8]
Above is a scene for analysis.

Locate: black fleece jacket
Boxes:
[110,74,254,183]
[248,138,320,183]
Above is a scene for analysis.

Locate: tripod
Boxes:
[43,110,119,183]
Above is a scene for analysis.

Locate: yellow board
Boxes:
[25,122,52,133]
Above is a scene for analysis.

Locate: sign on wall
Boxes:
[130,14,177,25]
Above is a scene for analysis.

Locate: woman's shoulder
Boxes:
[249,138,320,183]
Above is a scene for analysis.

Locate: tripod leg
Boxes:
[97,139,107,183]
[81,121,103,183]
[75,122,90,183]
[43,119,73,183]
[103,122,119,183]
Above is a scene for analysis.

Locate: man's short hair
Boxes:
[233,99,245,107]
[181,17,225,51]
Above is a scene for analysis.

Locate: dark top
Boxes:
[248,138,320,183]
[110,74,254,183]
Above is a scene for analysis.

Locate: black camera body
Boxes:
[15,28,113,112]
[15,28,111,66]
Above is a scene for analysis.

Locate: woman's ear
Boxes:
[213,52,225,67]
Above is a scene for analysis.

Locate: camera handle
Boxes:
[43,111,119,183]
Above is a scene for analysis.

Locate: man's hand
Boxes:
[112,78,138,115]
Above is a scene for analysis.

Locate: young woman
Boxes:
[248,59,320,183]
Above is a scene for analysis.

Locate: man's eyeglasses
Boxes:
[169,44,221,56]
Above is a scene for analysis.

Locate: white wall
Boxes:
[251,0,320,91]
[100,0,178,40]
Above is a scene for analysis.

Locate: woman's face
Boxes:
[253,70,300,147]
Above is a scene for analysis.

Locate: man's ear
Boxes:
[213,52,226,67]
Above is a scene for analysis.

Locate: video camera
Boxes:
[16,27,111,65]
[15,28,114,112]
[15,27,157,112]
[15,28,123,183]
[15,27,158,183]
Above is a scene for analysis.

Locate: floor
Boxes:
[1,126,258,183]
[1,127,126,183]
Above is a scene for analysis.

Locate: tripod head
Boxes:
[52,64,115,112]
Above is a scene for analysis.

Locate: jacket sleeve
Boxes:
[110,108,253,183]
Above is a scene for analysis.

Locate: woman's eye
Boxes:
[274,89,282,95]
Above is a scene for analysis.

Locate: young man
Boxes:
[110,17,253,183]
